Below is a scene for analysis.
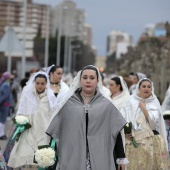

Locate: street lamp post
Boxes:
[56,5,62,66]
[21,0,27,79]
[68,40,81,72]
[72,46,82,72]
[44,5,49,67]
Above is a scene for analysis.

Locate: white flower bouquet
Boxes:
[124,121,138,148]
[12,115,31,141]
[34,147,55,168]
[15,115,29,124]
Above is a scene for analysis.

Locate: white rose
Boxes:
[15,115,29,124]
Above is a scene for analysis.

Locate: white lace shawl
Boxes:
[122,78,168,151]
[42,64,69,108]
[111,76,130,110]
[54,80,69,106]
[17,71,55,115]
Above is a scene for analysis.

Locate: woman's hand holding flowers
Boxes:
[12,115,31,141]
[125,133,132,140]
[124,122,138,148]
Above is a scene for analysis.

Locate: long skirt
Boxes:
[125,135,169,170]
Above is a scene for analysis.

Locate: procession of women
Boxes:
[0,65,170,170]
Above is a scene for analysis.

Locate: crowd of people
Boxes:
[0,65,170,170]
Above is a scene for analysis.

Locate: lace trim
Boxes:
[116,158,129,165]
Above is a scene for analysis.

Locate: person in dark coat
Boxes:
[0,72,11,140]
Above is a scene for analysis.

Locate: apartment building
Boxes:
[107,31,133,59]
[51,0,85,42]
[0,0,50,57]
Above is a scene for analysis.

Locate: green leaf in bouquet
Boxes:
[38,145,50,150]
[132,138,138,148]
[124,121,132,134]
[163,115,170,120]
[24,123,31,129]
[12,117,16,124]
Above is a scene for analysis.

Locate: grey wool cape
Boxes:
[46,90,126,170]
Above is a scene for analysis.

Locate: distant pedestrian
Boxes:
[163,110,170,156]
[20,71,30,89]
[129,72,146,94]
[162,85,170,112]
[0,72,11,140]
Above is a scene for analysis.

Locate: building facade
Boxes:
[0,0,50,57]
[83,23,92,46]
[51,0,85,41]
[107,31,133,59]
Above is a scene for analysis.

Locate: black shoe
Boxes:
[0,135,7,140]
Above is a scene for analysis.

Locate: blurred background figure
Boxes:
[109,76,130,110]
[0,72,11,140]
[163,110,170,156]
[100,73,110,97]
[129,72,135,81]
[9,74,21,117]
[162,85,170,112]
[129,72,146,94]
[20,72,30,89]
[119,71,133,90]
[62,72,73,86]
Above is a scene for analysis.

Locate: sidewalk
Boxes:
[0,119,14,153]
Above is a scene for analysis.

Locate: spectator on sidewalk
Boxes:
[0,72,11,140]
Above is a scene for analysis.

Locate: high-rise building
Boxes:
[83,23,92,46]
[141,22,166,40]
[0,0,50,57]
[51,0,85,41]
[107,31,133,59]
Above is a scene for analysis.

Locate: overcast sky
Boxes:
[34,0,170,56]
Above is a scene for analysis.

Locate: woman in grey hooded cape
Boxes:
[46,65,128,170]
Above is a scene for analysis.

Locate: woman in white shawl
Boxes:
[121,78,169,170]
[8,71,56,168]
[45,65,69,103]
[109,76,130,168]
[109,76,130,110]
